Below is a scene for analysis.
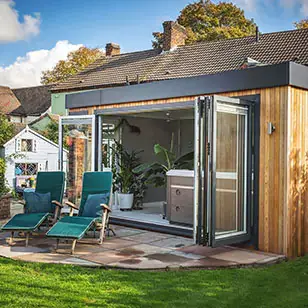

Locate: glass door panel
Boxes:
[209,95,252,246]
[59,115,96,204]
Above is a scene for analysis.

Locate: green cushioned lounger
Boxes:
[47,171,113,254]
[46,216,97,239]
[1,171,65,246]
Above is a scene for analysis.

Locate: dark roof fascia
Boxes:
[289,62,308,89]
[66,62,308,110]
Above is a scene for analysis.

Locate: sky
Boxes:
[0,0,307,88]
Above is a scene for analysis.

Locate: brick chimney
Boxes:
[163,21,187,51]
[105,43,120,56]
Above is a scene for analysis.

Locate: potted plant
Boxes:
[133,142,194,217]
[133,143,194,188]
[113,142,144,210]
[117,165,134,210]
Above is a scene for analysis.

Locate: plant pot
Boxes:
[118,193,134,210]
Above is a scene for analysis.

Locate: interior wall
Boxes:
[120,116,194,204]
[121,117,172,203]
[179,119,194,155]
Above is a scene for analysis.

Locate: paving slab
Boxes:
[0,226,285,270]
[213,249,269,264]
[0,245,49,258]
[14,253,68,263]
[80,250,133,265]
[121,231,172,243]
[169,250,206,260]
[256,256,285,264]
[101,238,139,250]
[150,237,194,249]
[116,244,171,257]
[178,257,238,268]
[178,245,234,257]
[109,257,173,270]
[59,257,101,267]
[146,253,192,263]
[110,227,145,237]
[0,232,12,240]
[54,242,108,255]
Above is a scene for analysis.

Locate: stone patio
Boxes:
[0,224,286,270]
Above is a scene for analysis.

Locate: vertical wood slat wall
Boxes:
[70,85,308,258]
[287,87,308,257]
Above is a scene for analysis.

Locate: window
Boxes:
[102,139,115,168]
[16,139,37,152]
[21,139,33,152]
[15,163,38,176]
[102,123,116,168]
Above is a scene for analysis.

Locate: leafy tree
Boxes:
[294,19,308,29]
[0,114,14,196]
[152,0,256,48]
[41,47,104,84]
[41,120,59,144]
[0,114,14,147]
[41,120,69,148]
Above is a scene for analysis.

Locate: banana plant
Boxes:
[133,144,194,187]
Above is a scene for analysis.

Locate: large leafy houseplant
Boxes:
[112,142,146,209]
[133,144,194,188]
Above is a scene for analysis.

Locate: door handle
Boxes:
[176,189,181,196]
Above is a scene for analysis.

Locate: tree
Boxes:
[294,19,308,29]
[0,114,14,147]
[41,120,59,144]
[152,0,256,47]
[41,120,69,149]
[41,47,104,85]
[0,114,14,197]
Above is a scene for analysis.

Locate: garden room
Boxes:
[59,94,256,242]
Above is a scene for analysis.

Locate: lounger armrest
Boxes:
[100,203,112,212]
[52,200,63,208]
[65,201,79,210]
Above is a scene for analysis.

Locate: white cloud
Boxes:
[300,0,308,15]
[232,0,308,15]
[0,40,82,88]
[279,0,308,15]
[0,0,41,43]
[233,0,256,11]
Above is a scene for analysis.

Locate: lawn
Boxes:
[0,257,307,308]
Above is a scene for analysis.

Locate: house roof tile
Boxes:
[51,28,308,93]
[11,85,52,116]
[0,86,21,114]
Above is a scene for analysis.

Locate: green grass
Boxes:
[0,257,307,308]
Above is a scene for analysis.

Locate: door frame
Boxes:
[194,94,260,248]
[209,95,252,247]
[58,115,96,172]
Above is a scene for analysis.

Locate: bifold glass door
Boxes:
[59,115,96,203]
[194,95,252,246]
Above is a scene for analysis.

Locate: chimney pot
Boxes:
[162,21,187,51]
[105,43,121,56]
[256,26,260,42]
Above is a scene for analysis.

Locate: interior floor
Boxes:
[111,202,191,230]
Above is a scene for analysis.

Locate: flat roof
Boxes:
[66,62,308,110]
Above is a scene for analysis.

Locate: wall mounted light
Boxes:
[267,122,276,135]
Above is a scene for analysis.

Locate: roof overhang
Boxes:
[66,61,308,110]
